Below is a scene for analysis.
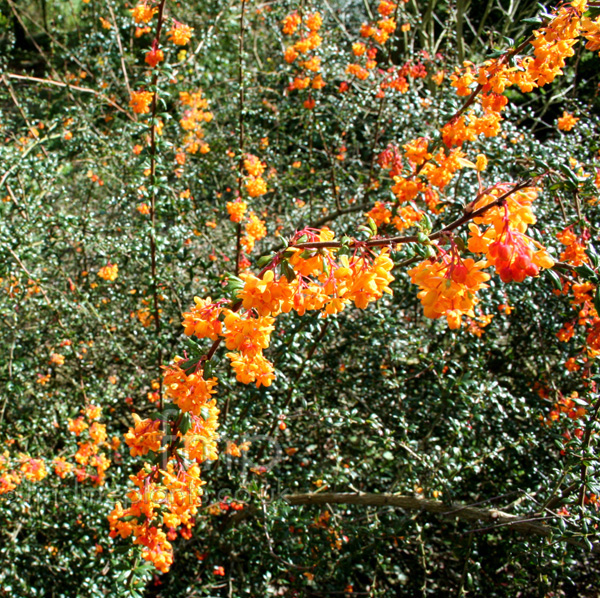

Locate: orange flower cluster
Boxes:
[379,59,429,96]
[371,2,588,226]
[558,111,579,131]
[98,263,118,282]
[179,90,212,155]
[167,21,193,46]
[359,1,398,46]
[226,198,247,223]
[145,44,164,68]
[241,211,267,254]
[476,1,586,96]
[378,141,462,203]
[182,228,395,391]
[131,2,157,25]
[130,90,154,115]
[442,1,585,150]
[163,362,218,416]
[581,14,600,54]
[124,414,163,457]
[1,405,114,496]
[441,93,507,148]
[243,154,267,198]
[110,357,220,571]
[409,251,491,329]
[542,391,587,427]
[554,225,599,356]
[109,462,206,573]
[365,201,422,233]
[0,463,21,495]
[557,226,589,266]
[67,404,113,485]
[467,186,554,283]
[239,228,395,314]
[282,11,324,98]
[20,457,48,482]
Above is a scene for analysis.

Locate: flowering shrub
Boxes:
[1,0,600,595]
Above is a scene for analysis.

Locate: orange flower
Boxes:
[145,47,164,68]
[131,3,157,24]
[243,154,266,177]
[245,176,267,198]
[352,42,366,56]
[346,64,369,80]
[226,199,247,223]
[282,12,301,35]
[20,458,47,482]
[124,414,162,456]
[284,47,299,63]
[163,363,218,416]
[50,353,65,366]
[305,12,322,32]
[557,111,579,131]
[130,90,154,114]
[167,22,193,46]
[98,263,118,281]
[68,416,89,436]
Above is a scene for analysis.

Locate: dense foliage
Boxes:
[1,0,600,596]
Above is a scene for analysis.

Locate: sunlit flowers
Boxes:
[167,21,193,46]
[557,111,579,131]
[130,90,154,114]
[98,263,119,281]
[131,3,157,24]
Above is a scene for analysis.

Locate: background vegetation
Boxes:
[0,0,599,596]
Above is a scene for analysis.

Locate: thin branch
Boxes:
[291,178,534,251]
[148,0,168,406]
[3,73,134,120]
[235,0,247,276]
[283,492,600,552]
[106,2,132,97]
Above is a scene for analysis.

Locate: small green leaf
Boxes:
[257,254,274,268]
[546,269,563,290]
[575,263,598,281]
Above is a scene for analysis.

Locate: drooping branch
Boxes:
[283,492,600,552]
[291,178,535,251]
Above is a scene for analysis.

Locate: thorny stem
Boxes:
[149,0,168,409]
[291,178,536,251]
[578,395,600,509]
[235,0,247,276]
[365,94,386,194]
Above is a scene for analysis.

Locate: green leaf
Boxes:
[281,260,296,282]
[179,413,192,435]
[546,269,563,291]
[257,254,274,268]
[575,263,598,281]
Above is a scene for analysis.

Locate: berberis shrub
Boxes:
[1,0,600,595]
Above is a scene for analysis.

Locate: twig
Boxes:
[235,0,247,276]
[106,2,132,97]
[2,75,49,158]
[292,178,535,251]
[283,492,599,552]
[148,0,169,405]
[3,73,134,120]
